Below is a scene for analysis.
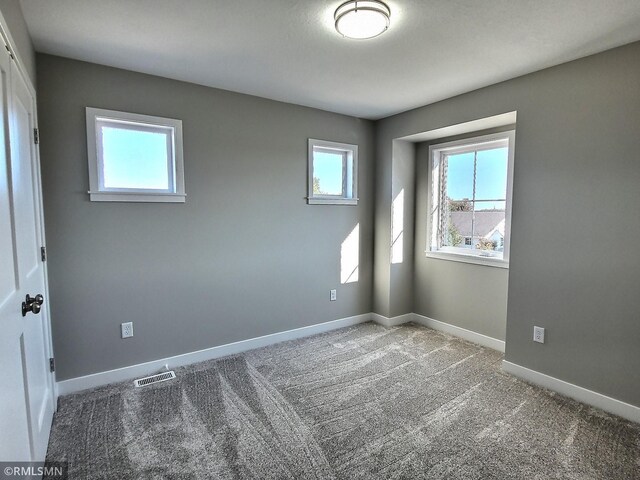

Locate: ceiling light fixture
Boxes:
[334,0,391,40]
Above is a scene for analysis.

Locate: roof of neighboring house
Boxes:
[450,210,505,238]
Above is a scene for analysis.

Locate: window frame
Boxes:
[86,107,186,203]
[307,139,358,205]
[427,130,515,268]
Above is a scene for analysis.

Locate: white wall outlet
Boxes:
[121,322,134,339]
[330,289,337,301]
[533,326,545,344]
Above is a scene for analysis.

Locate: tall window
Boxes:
[428,131,515,266]
[86,107,185,202]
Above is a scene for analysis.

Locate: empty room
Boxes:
[0,0,639,478]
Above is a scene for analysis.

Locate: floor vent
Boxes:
[134,371,176,388]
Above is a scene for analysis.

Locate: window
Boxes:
[428,131,515,267]
[86,107,185,202]
[308,139,358,205]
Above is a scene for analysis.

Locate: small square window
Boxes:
[86,107,185,202]
[308,139,358,205]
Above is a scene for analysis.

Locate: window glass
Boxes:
[313,149,344,196]
[429,131,514,265]
[307,139,357,205]
[101,125,171,190]
[475,147,508,199]
[446,152,474,200]
[86,107,185,203]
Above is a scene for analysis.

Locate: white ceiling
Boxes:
[20,0,640,119]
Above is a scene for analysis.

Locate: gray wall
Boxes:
[37,54,375,381]
[372,124,392,317]
[374,112,509,332]
[389,140,415,318]
[0,0,35,85]
[412,127,515,341]
[374,41,640,407]
[38,41,640,406]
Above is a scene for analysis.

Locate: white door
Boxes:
[0,42,55,462]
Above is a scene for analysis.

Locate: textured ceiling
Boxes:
[20,0,640,119]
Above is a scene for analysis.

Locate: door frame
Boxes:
[0,10,57,411]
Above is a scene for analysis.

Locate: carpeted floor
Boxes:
[46,322,640,479]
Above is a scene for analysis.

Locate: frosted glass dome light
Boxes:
[334,1,391,40]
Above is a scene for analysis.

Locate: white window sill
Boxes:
[89,191,186,203]
[307,197,358,206]
[425,250,509,269]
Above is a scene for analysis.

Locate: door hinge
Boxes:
[33,128,39,144]
[4,44,14,60]
[41,246,46,262]
[49,358,55,372]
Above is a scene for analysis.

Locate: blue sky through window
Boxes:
[446,147,507,210]
[102,126,170,190]
[446,152,474,199]
[313,151,343,195]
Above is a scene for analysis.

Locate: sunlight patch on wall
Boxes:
[341,224,360,284]
[391,189,404,264]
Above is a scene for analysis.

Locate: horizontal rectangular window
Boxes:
[428,131,515,267]
[308,139,358,205]
[86,107,185,202]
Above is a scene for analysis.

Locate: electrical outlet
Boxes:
[121,322,134,339]
[533,326,545,344]
[330,289,337,301]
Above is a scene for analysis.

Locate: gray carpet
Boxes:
[46,322,640,479]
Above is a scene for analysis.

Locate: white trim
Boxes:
[307,138,358,205]
[371,312,413,327]
[425,251,509,269]
[0,13,59,456]
[307,197,358,205]
[56,311,505,395]
[88,192,186,203]
[56,313,371,395]
[431,134,509,155]
[412,313,505,352]
[502,361,640,424]
[426,130,515,268]
[398,112,517,143]
[86,107,185,203]
[55,313,640,425]
[371,312,505,352]
[0,11,36,96]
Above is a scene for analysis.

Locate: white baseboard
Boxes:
[371,312,414,327]
[412,313,505,353]
[502,361,640,424]
[56,313,371,396]
[56,311,638,425]
[57,312,499,395]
